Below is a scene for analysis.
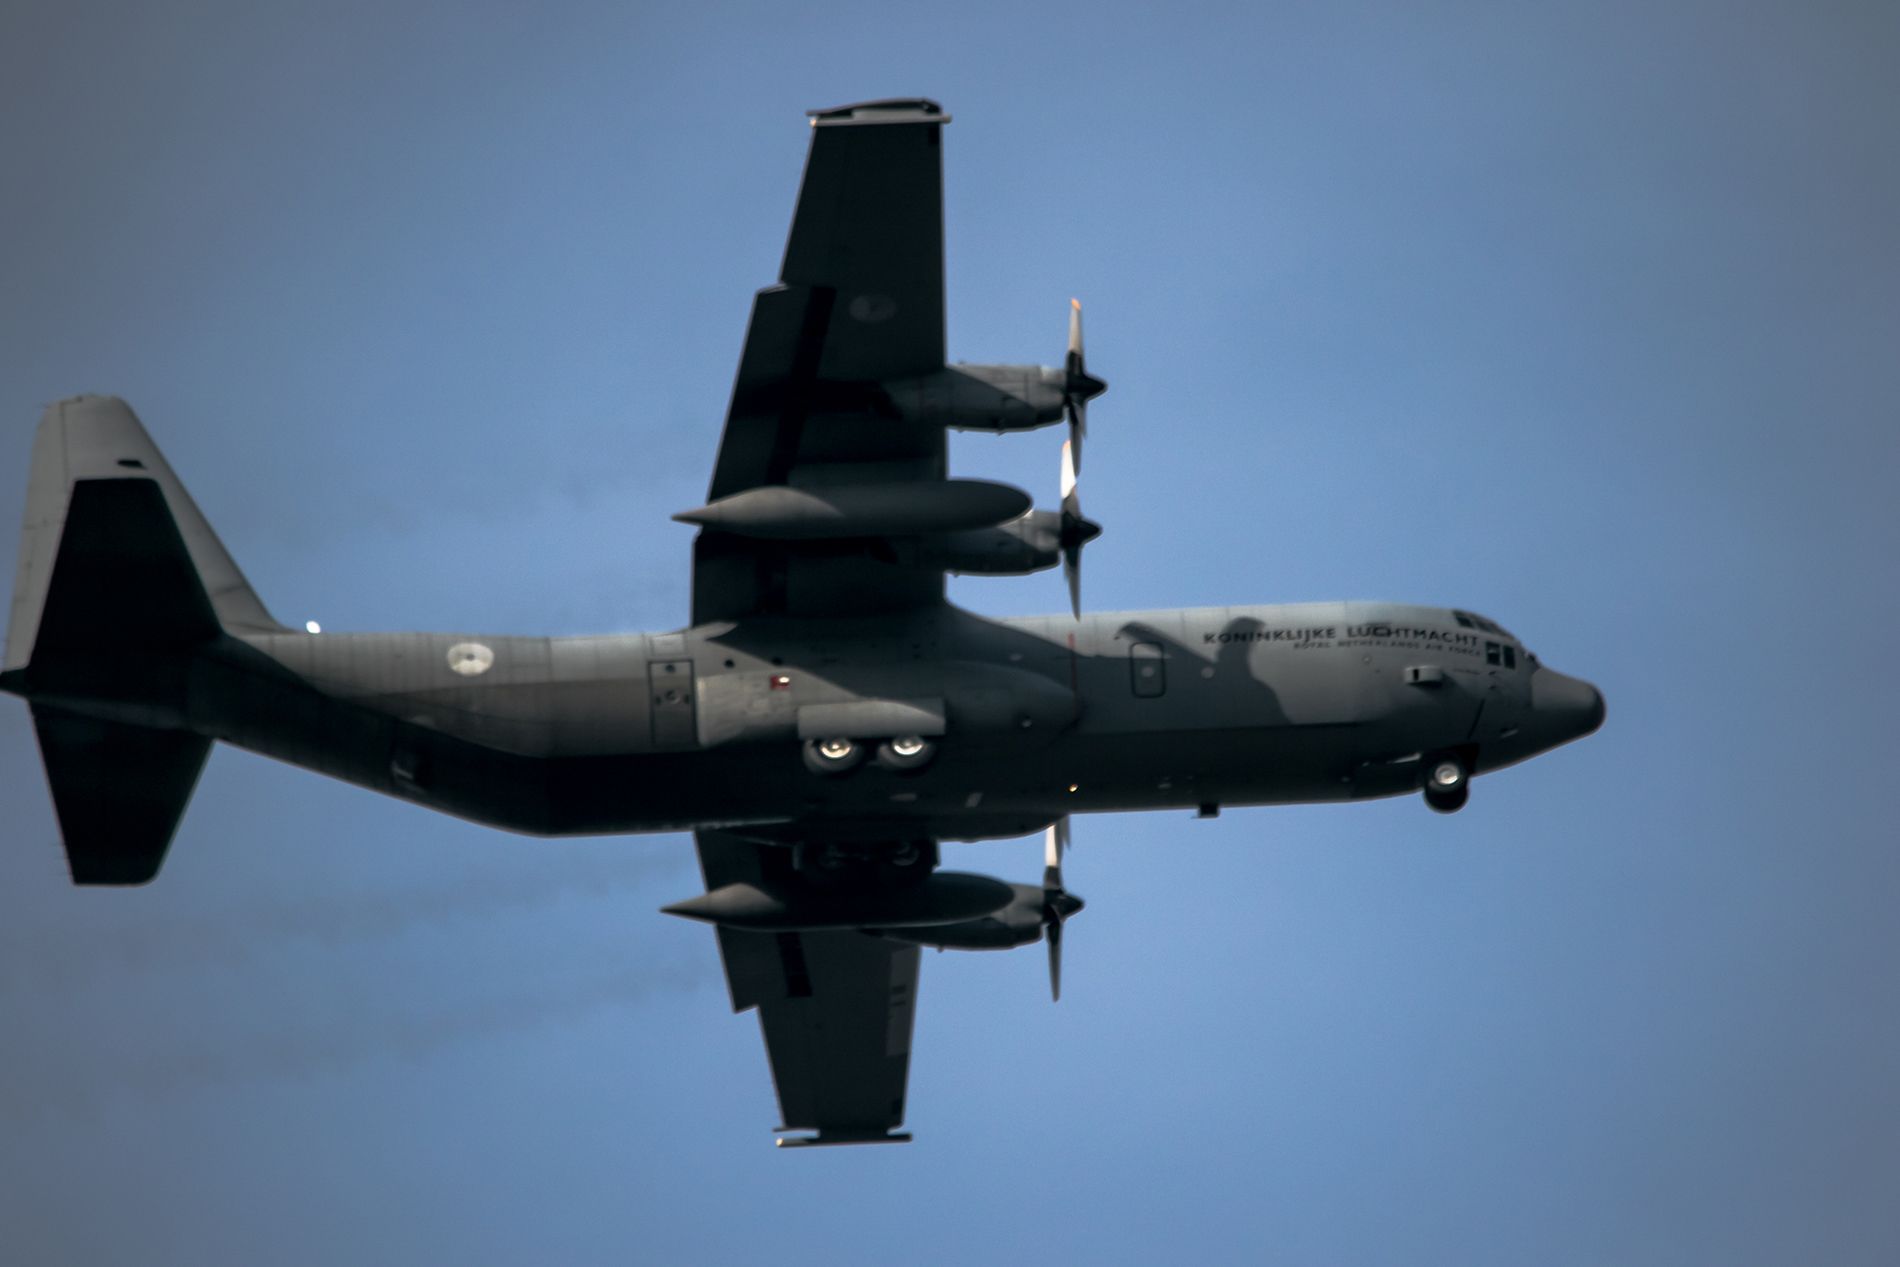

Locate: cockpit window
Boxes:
[1453,609,1515,639]
[1484,640,1518,669]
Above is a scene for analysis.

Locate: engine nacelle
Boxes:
[881,364,1066,432]
[879,883,1046,950]
[914,510,1063,576]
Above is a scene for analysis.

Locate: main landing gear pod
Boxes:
[1423,752,1470,814]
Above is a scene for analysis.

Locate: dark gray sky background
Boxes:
[3,2,1896,1263]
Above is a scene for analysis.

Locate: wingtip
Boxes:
[775,1130,914,1148]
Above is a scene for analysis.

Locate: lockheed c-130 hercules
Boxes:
[2,99,1603,1146]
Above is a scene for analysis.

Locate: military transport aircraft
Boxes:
[2,98,1603,1146]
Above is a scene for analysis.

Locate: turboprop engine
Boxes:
[914,439,1099,615]
[881,363,1067,432]
[881,300,1106,463]
[887,820,1083,999]
[878,882,1051,949]
[658,821,1085,1001]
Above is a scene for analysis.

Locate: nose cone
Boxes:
[1529,666,1606,748]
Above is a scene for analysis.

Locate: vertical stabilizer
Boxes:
[5,395,280,672]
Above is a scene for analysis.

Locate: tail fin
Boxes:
[4,396,281,884]
[6,395,279,671]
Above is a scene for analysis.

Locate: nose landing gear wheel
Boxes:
[803,736,865,776]
[1423,754,1470,814]
[875,735,936,773]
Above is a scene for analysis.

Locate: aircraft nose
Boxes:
[1530,666,1606,744]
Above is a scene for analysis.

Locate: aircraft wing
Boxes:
[690,99,953,623]
[695,830,920,1146]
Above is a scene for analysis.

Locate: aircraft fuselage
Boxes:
[33,599,1600,844]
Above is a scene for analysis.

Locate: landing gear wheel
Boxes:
[803,736,865,776]
[1423,754,1469,814]
[875,735,936,773]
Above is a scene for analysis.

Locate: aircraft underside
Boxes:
[197,642,1373,839]
[2,99,1602,1146]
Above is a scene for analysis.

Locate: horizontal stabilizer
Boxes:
[33,707,210,885]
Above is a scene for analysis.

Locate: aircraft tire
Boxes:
[1422,753,1469,813]
[875,735,936,773]
[803,736,866,776]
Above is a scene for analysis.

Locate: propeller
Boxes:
[1041,816,1085,1001]
[1058,438,1103,618]
[1063,299,1108,473]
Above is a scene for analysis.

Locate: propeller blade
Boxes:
[1057,440,1100,619]
[1043,816,1073,1001]
[1058,298,1107,611]
[1063,299,1106,474]
[1060,440,1080,617]
[1047,916,1063,1002]
[1064,403,1085,475]
[1065,300,1086,472]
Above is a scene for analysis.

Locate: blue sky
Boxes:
[2,2,1896,1263]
